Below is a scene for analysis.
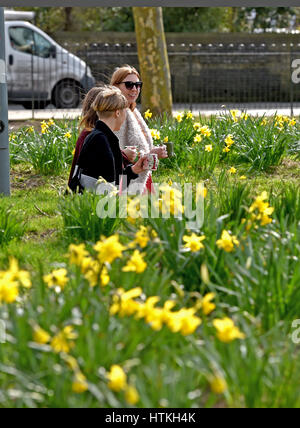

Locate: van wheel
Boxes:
[53,81,81,108]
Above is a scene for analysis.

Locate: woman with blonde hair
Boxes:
[69,85,149,192]
[110,65,168,194]
[68,86,137,187]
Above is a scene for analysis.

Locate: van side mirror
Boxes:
[49,45,56,58]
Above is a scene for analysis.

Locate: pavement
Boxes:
[8,103,300,121]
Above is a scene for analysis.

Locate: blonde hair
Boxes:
[110,65,141,111]
[91,85,128,119]
[79,86,103,130]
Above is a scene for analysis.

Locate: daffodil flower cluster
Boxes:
[275,115,296,129]
[242,191,274,230]
[0,258,31,304]
[33,324,78,354]
[230,110,249,122]
[223,134,235,153]
[67,242,111,288]
[41,119,54,134]
[150,129,161,141]
[110,288,202,336]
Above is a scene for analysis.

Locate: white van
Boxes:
[4,10,95,108]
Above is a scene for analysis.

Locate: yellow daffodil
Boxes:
[94,235,126,264]
[205,144,213,152]
[144,109,152,119]
[83,259,101,288]
[183,233,206,252]
[100,266,110,287]
[125,385,140,405]
[72,372,89,393]
[230,110,240,122]
[186,111,194,120]
[43,268,68,290]
[68,243,89,266]
[199,125,211,137]
[107,365,127,392]
[150,129,161,141]
[175,112,184,123]
[110,287,142,317]
[64,132,72,139]
[51,326,78,354]
[33,325,51,345]
[167,308,202,336]
[213,317,245,343]
[193,122,201,131]
[122,250,147,274]
[41,121,48,134]
[223,146,230,153]
[225,134,234,146]
[201,292,216,315]
[134,226,150,249]
[216,230,240,252]
[194,134,202,143]
[0,279,19,304]
[1,257,31,288]
[249,191,274,228]
[210,375,228,394]
[229,167,237,175]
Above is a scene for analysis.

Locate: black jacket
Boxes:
[78,120,138,187]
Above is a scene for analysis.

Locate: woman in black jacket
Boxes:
[71,86,148,193]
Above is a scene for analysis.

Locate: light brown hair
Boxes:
[110,65,141,111]
[91,85,128,119]
[79,87,103,131]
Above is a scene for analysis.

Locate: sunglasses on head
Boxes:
[121,81,143,90]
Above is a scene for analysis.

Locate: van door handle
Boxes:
[9,55,14,66]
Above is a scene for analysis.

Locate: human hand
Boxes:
[123,147,137,162]
[131,155,149,174]
[151,145,168,159]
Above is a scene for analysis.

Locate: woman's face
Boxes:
[117,73,141,104]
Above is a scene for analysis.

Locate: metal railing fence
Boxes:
[8,40,300,116]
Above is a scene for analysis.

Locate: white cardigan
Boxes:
[115,108,154,194]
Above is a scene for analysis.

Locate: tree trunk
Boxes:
[64,7,73,31]
[133,7,172,117]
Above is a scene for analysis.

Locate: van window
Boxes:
[9,27,34,54]
[9,27,52,59]
[33,32,52,58]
